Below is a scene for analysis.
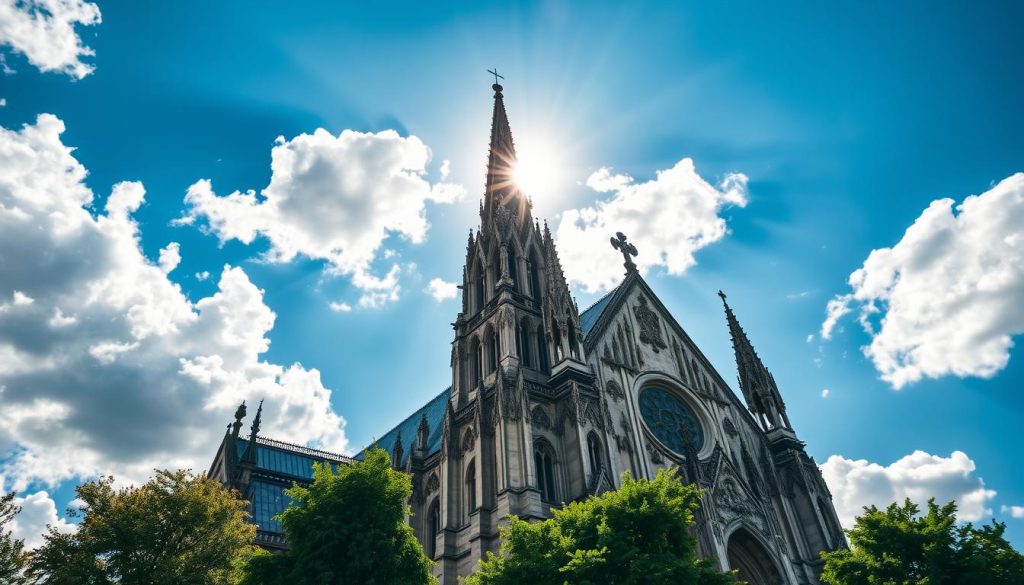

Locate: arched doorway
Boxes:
[726,526,784,585]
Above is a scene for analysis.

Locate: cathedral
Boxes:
[208,80,845,584]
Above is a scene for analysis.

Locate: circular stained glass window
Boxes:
[638,386,704,455]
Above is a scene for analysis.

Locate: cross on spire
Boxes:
[610,232,638,274]
[487,68,504,87]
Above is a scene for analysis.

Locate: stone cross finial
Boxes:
[610,232,638,274]
[487,68,504,88]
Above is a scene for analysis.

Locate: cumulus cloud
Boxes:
[425,277,457,302]
[821,174,1024,388]
[1001,505,1024,519]
[182,128,465,308]
[820,388,829,398]
[555,159,747,293]
[820,450,997,529]
[9,491,75,548]
[0,0,101,79]
[0,114,347,521]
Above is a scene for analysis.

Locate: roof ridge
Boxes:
[249,436,353,462]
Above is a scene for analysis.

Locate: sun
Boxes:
[512,134,564,206]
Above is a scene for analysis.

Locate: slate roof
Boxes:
[356,387,450,466]
[580,285,620,339]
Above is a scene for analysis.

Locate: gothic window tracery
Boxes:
[485,326,499,374]
[519,318,532,368]
[638,386,705,455]
[534,439,557,503]
[536,324,549,372]
[528,250,542,299]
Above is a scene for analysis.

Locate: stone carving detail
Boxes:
[604,403,617,437]
[532,405,552,430]
[633,295,667,352]
[646,441,665,464]
[461,427,476,455]
[616,412,634,453]
[723,417,738,436]
[717,479,762,528]
[500,306,515,328]
[604,380,625,401]
[555,402,577,435]
[426,473,440,495]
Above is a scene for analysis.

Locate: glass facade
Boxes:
[249,480,290,533]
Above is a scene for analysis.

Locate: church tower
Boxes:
[436,78,598,581]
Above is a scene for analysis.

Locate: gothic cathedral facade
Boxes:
[209,81,845,585]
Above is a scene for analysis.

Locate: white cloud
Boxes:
[425,277,457,302]
[0,0,101,79]
[195,270,210,281]
[806,334,814,343]
[820,450,997,529]
[182,128,465,308]
[0,114,348,522]
[822,174,1024,389]
[1000,505,1024,519]
[820,388,829,398]
[158,242,181,274]
[9,491,76,549]
[556,159,747,293]
[328,301,352,313]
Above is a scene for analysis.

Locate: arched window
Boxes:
[428,498,440,557]
[519,319,532,368]
[536,325,549,372]
[529,251,542,299]
[465,460,477,519]
[534,440,557,503]
[567,321,579,359]
[473,259,485,312]
[470,337,482,388]
[507,247,518,288]
[485,326,498,374]
[551,318,564,361]
[587,432,603,475]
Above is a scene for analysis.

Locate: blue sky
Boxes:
[1,0,1022,548]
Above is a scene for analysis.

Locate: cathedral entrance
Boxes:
[726,527,785,585]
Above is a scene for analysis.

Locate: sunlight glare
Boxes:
[513,135,564,206]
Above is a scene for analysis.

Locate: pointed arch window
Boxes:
[485,326,499,374]
[568,321,580,359]
[470,337,483,388]
[465,460,477,519]
[551,318,564,361]
[536,324,549,372]
[507,247,518,288]
[528,251,542,299]
[587,432,603,476]
[534,439,557,503]
[519,318,532,368]
[473,259,485,313]
[428,498,440,557]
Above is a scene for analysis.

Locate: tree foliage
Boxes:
[1,491,28,584]
[465,468,735,585]
[821,498,1024,585]
[25,469,257,585]
[240,447,435,585]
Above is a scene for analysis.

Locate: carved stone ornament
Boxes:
[633,295,667,352]
[646,441,665,464]
[426,473,440,495]
[716,479,763,529]
[461,427,476,455]
[532,405,552,430]
[605,380,626,401]
[494,205,515,238]
[723,417,738,436]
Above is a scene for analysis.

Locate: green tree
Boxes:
[465,468,736,585]
[26,469,257,585]
[821,498,1024,585]
[240,447,435,585]
[1,491,28,584]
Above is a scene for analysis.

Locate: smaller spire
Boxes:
[417,413,430,450]
[249,399,263,439]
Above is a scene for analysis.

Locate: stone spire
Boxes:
[242,399,264,464]
[718,291,791,431]
[481,77,530,227]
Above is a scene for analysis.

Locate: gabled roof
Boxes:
[356,387,450,466]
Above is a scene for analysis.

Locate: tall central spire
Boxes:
[482,78,528,225]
